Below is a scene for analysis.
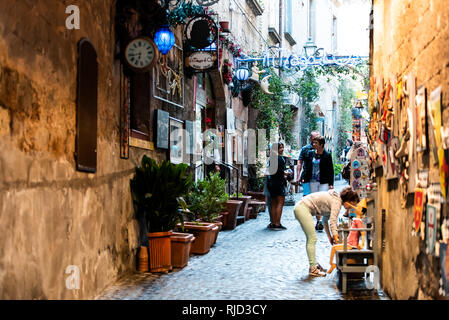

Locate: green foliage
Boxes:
[294,68,321,145]
[250,68,297,148]
[186,172,229,223]
[167,2,205,27]
[336,80,356,158]
[130,156,193,233]
[248,176,265,192]
[334,163,343,176]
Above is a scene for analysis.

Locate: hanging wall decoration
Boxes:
[169,117,184,164]
[156,109,170,149]
[414,188,425,234]
[407,73,417,194]
[429,86,448,199]
[416,86,427,153]
[185,14,218,50]
[427,203,438,255]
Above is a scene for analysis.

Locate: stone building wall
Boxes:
[0,0,195,299]
[372,0,449,299]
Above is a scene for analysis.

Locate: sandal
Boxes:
[309,265,327,277]
[316,263,327,273]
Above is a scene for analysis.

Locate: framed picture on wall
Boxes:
[185,120,194,155]
[156,109,169,149]
[227,108,235,134]
[169,117,184,164]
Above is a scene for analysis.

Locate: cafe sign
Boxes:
[187,51,217,70]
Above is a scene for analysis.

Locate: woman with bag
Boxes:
[267,142,291,230]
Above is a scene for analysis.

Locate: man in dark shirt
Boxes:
[296,131,325,231]
[296,131,320,195]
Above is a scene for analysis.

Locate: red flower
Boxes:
[206,117,212,124]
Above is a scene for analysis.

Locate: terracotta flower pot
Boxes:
[177,222,215,255]
[219,21,230,31]
[247,191,266,202]
[209,224,219,247]
[219,212,229,227]
[147,231,172,272]
[137,246,149,272]
[171,232,195,269]
[224,200,243,230]
[245,207,252,221]
[210,221,223,246]
[231,195,252,220]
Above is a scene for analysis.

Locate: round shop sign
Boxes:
[352,160,360,169]
[185,15,218,50]
[187,51,216,70]
[353,169,362,179]
[352,180,360,190]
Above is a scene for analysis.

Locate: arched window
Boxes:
[76,39,98,173]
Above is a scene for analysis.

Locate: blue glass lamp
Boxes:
[154,25,175,55]
[235,67,250,81]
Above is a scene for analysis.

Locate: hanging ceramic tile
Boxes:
[414,188,425,234]
[426,204,438,255]
[416,86,428,153]
[402,74,417,194]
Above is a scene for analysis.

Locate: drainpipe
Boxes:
[279,0,283,78]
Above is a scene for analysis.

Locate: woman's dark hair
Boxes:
[271,142,284,151]
[312,136,325,147]
[340,186,360,204]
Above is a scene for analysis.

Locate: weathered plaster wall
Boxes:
[0,0,194,299]
[372,0,449,299]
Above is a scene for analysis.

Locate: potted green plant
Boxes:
[130,155,193,272]
[185,172,229,248]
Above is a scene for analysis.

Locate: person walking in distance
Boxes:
[266,142,289,230]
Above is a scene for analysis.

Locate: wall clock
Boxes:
[124,37,158,72]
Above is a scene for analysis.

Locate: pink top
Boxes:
[347,218,363,248]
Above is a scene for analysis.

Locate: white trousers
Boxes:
[309,182,329,193]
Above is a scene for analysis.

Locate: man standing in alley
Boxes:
[297,131,324,231]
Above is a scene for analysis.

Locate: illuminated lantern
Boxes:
[154,25,175,55]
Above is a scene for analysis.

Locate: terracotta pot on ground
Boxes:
[223,200,243,230]
[210,221,223,246]
[177,222,215,254]
[219,212,229,227]
[231,196,252,224]
[147,231,172,272]
[137,246,149,272]
[247,191,266,202]
[170,232,195,269]
[245,207,252,221]
[249,207,259,219]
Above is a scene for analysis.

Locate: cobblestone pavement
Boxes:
[97,181,389,300]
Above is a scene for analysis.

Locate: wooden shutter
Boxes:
[76,39,98,173]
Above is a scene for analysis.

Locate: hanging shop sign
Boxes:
[185,15,218,50]
[186,51,217,70]
[235,48,367,71]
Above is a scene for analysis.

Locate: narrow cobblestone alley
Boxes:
[97,181,389,300]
